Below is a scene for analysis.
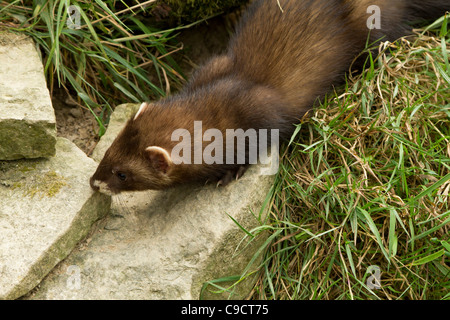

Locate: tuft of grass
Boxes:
[161,0,247,23]
[0,0,194,135]
[244,19,450,300]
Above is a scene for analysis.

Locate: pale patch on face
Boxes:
[92,180,114,196]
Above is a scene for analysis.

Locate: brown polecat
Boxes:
[90,0,449,194]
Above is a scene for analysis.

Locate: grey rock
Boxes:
[0,138,111,299]
[90,103,139,162]
[30,103,276,300]
[0,32,56,160]
[29,169,274,299]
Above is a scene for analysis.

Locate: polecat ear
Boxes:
[145,146,172,174]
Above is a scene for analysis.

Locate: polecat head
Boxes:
[90,103,175,194]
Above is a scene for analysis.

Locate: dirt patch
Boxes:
[52,88,101,156]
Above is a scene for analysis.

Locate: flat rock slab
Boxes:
[0,31,56,160]
[29,103,276,300]
[28,168,274,299]
[0,138,111,300]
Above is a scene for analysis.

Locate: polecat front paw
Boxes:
[216,165,249,187]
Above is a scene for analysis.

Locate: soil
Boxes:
[53,15,233,156]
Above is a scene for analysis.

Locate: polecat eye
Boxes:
[116,171,127,181]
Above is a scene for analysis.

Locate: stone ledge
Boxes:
[0,31,56,160]
[0,138,111,299]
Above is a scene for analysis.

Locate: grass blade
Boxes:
[412,249,445,266]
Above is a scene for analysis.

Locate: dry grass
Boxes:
[248,23,450,300]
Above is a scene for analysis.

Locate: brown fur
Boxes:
[90,0,449,194]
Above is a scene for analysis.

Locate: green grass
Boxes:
[0,0,193,135]
[244,18,450,300]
